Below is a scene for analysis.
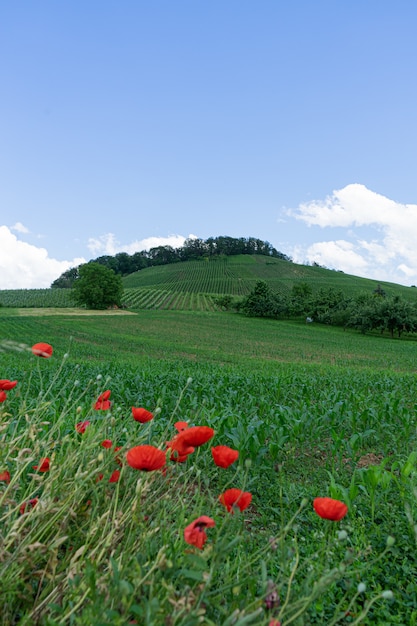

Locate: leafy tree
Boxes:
[347,294,417,337]
[308,287,350,325]
[289,282,313,316]
[72,263,123,310]
[51,266,81,288]
[241,281,287,318]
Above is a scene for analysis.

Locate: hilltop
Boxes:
[0,254,415,311]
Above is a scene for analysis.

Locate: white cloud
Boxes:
[87,233,193,256]
[289,184,417,286]
[0,228,196,289]
[0,226,85,289]
[10,221,29,234]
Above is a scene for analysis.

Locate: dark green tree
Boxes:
[51,266,81,288]
[289,282,313,316]
[72,262,123,310]
[308,287,350,325]
[241,281,287,318]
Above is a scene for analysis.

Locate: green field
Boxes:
[2,255,416,313]
[1,308,417,624]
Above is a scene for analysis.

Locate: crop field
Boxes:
[2,255,417,314]
[1,308,417,624]
[121,255,416,302]
[0,289,76,308]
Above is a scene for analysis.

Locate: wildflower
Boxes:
[313,497,348,521]
[0,470,11,483]
[357,583,366,594]
[101,439,113,448]
[170,447,194,463]
[126,445,166,471]
[219,488,252,513]
[76,420,90,434]
[96,473,104,482]
[381,590,394,600]
[109,469,120,483]
[0,391,6,403]
[94,390,111,410]
[177,426,215,447]
[174,421,189,432]
[132,407,154,423]
[19,498,39,514]
[269,620,281,626]
[166,436,195,459]
[184,515,215,549]
[32,342,53,358]
[211,445,239,468]
[0,379,17,390]
[33,457,50,472]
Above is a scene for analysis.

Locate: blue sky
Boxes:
[1,1,417,288]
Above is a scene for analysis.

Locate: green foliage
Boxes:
[1,312,416,623]
[51,266,80,288]
[72,262,123,310]
[0,288,76,308]
[347,294,417,337]
[241,281,288,318]
[288,281,313,316]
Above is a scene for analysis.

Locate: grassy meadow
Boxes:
[1,307,417,624]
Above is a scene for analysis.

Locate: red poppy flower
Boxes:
[0,379,17,390]
[184,515,215,549]
[19,498,39,514]
[169,448,194,463]
[313,497,348,521]
[166,434,195,457]
[76,420,90,434]
[126,445,166,471]
[211,445,239,468]
[96,473,104,483]
[176,426,215,448]
[33,457,50,472]
[0,391,7,403]
[94,390,111,410]
[132,407,154,423]
[0,470,11,483]
[101,439,113,449]
[32,342,53,358]
[109,469,120,483]
[219,488,252,513]
[174,421,189,432]
[269,621,281,626]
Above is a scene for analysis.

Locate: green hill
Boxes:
[1,255,416,311]
[121,254,416,310]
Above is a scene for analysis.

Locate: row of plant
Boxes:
[0,289,76,308]
[122,289,218,312]
[1,327,417,623]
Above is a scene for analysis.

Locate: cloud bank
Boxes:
[0,226,86,289]
[290,184,417,286]
[87,233,191,256]
[0,227,192,289]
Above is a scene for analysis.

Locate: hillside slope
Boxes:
[1,255,415,311]
[121,254,416,310]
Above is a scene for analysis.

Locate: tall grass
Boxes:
[1,312,417,623]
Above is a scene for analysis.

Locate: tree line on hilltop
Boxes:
[222,280,417,338]
[51,236,291,288]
